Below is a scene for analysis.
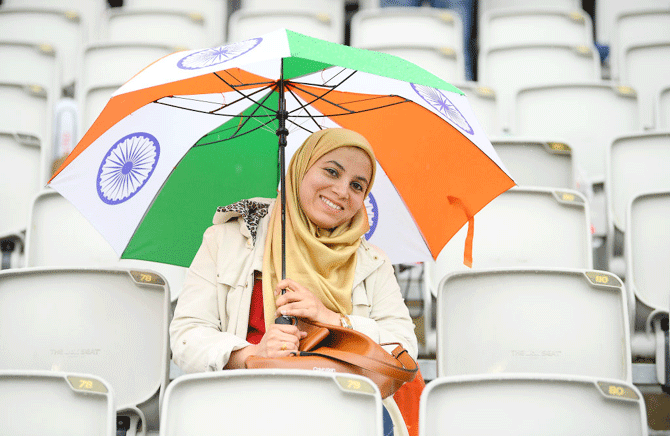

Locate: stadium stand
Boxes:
[2,0,670,432]
[161,370,384,436]
[0,370,116,436]
[420,374,648,436]
[0,267,170,434]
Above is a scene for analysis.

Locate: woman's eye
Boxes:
[325,168,338,177]
[351,182,364,192]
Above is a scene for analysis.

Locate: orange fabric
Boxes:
[447,196,474,267]
[393,369,425,436]
[289,83,515,260]
[50,69,274,181]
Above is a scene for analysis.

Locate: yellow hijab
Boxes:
[262,128,377,328]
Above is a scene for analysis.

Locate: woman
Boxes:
[170,128,417,434]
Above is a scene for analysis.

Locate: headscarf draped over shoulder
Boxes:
[262,128,377,328]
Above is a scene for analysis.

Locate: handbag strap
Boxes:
[299,344,418,383]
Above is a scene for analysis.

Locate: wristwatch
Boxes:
[340,314,353,329]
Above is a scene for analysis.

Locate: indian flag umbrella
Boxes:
[48,28,515,271]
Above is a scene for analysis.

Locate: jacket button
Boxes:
[182,340,186,345]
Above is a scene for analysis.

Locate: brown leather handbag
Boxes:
[245,319,418,398]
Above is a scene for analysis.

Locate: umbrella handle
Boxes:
[275,288,297,325]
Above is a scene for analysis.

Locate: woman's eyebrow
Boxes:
[326,160,369,185]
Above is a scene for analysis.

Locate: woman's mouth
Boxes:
[321,196,343,211]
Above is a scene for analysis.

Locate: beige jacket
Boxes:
[170,198,418,374]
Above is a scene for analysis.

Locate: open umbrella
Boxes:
[48,28,514,272]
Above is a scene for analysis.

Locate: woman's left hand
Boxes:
[275,278,340,325]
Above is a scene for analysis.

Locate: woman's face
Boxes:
[299,146,373,230]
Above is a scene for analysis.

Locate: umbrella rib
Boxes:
[285,85,323,133]
[213,71,279,113]
[195,116,277,147]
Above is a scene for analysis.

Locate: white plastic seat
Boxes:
[121,0,227,46]
[479,43,601,110]
[24,189,187,301]
[436,268,632,381]
[0,7,86,89]
[595,0,669,48]
[0,370,115,436]
[161,370,383,436]
[479,0,581,18]
[479,7,594,51]
[228,8,344,44]
[609,8,670,81]
[434,187,593,286]
[0,267,171,432]
[512,82,640,185]
[606,132,670,270]
[0,131,43,238]
[619,42,670,129]
[100,8,211,49]
[350,7,464,81]
[0,41,61,99]
[626,191,670,316]
[490,137,576,189]
[420,374,647,436]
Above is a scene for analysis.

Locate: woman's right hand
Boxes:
[253,323,306,358]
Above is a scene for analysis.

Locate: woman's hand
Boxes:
[275,278,341,325]
[225,323,305,369]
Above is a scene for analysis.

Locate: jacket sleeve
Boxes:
[350,250,419,360]
[169,225,250,373]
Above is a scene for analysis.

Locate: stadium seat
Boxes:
[619,42,670,130]
[609,7,670,81]
[0,370,115,436]
[479,0,581,17]
[0,267,171,432]
[24,189,187,301]
[436,268,632,381]
[121,0,227,46]
[0,7,87,90]
[490,137,576,189]
[479,6,594,51]
[228,8,344,44]
[595,0,669,49]
[434,187,593,284]
[99,8,211,49]
[0,40,61,100]
[479,43,601,111]
[605,132,670,272]
[420,374,647,436]
[626,191,670,318]
[512,82,641,186]
[161,370,384,436]
[0,130,45,240]
[451,81,501,135]
[350,7,465,81]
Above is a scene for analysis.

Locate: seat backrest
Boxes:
[161,370,383,436]
[101,9,211,49]
[436,268,631,381]
[228,8,343,44]
[606,132,670,237]
[659,86,670,130]
[626,191,670,313]
[0,40,61,99]
[121,0,227,46]
[434,187,593,287]
[479,0,581,19]
[610,8,670,81]
[0,82,52,182]
[0,370,115,436]
[595,0,668,46]
[350,7,463,53]
[25,189,187,300]
[0,7,86,88]
[512,82,640,183]
[420,374,647,436]
[0,267,170,431]
[491,137,575,189]
[479,7,593,51]
[620,42,670,129]
[479,44,601,110]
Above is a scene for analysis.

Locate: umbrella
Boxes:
[48,28,514,273]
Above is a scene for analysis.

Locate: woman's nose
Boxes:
[332,179,348,197]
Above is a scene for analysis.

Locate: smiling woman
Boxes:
[169,127,418,435]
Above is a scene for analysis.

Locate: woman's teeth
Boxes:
[321,197,342,210]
